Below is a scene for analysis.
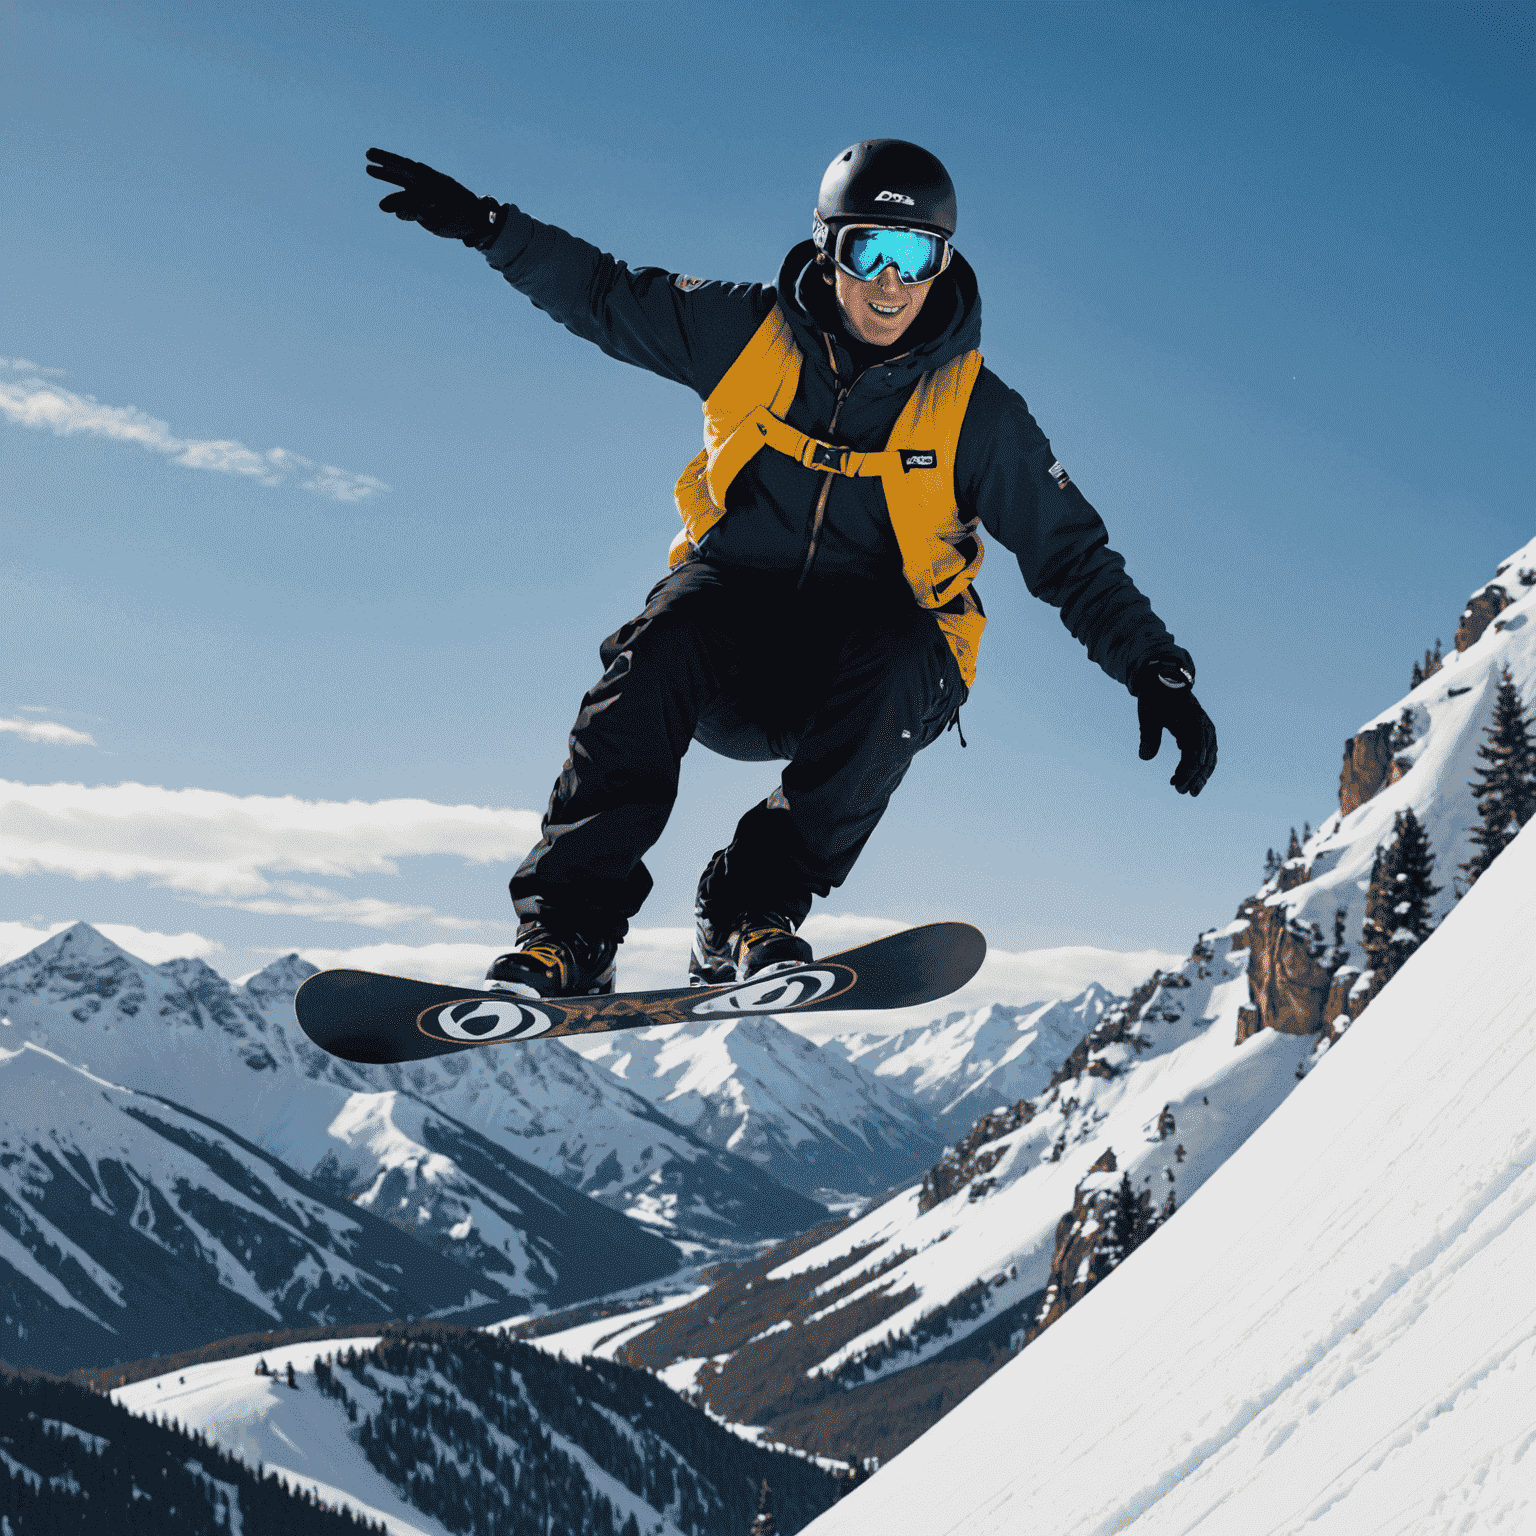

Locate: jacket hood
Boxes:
[776,239,982,380]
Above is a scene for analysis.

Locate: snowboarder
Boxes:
[365,140,1217,999]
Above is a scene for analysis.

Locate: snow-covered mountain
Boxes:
[805,817,1536,1533]
[0,1040,492,1372]
[563,1014,945,1201]
[111,1329,843,1535]
[0,926,824,1262]
[825,984,1114,1137]
[586,538,1536,1464]
[0,926,841,1367]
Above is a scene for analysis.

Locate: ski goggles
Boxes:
[822,222,953,286]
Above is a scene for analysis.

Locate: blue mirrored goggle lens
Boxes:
[838,227,948,284]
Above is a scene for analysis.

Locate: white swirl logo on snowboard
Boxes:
[424,997,554,1042]
[691,968,846,1015]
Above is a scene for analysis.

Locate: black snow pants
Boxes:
[510,561,967,939]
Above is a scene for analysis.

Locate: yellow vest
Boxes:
[669,308,988,687]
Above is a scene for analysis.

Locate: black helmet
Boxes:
[815,140,957,239]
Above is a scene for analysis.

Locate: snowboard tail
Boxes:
[295,922,985,1065]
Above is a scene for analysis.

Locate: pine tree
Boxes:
[1263,847,1280,879]
[1389,707,1416,753]
[1360,809,1440,986]
[749,1479,777,1536]
[1462,664,1536,886]
[1286,827,1303,861]
[1112,1172,1153,1259]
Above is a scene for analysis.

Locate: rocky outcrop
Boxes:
[1320,965,1384,1040]
[918,1097,1036,1213]
[1455,584,1510,653]
[1339,722,1395,816]
[1026,1149,1166,1340]
[1232,898,1335,1042]
[1029,1150,1120,1334]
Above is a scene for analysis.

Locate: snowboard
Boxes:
[294,922,985,1065]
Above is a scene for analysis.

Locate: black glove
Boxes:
[365,148,504,248]
[1132,657,1217,797]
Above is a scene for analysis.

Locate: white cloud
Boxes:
[0,358,65,377]
[0,368,389,503]
[293,938,514,987]
[0,779,541,927]
[0,919,222,967]
[0,717,95,747]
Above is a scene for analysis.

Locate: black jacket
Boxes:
[483,210,1188,688]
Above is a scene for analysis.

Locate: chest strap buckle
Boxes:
[804,440,848,473]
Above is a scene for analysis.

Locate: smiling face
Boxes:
[830,259,936,348]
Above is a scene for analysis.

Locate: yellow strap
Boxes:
[750,408,902,480]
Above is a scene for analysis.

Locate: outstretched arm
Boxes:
[366,148,770,399]
[957,369,1217,795]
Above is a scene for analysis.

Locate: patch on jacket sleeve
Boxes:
[672,274,708,292]
[1048,459,1072,489]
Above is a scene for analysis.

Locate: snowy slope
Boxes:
[115,1339,454,1536]
[563,1013,944,1199]
[114,1331,841,1536]
[825,984,1113,1136]
[805,820,1536,1535]
[0,1044,486,1373]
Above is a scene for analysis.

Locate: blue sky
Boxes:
[2,1,1531,1005]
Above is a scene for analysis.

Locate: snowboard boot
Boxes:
[691,908,812,986]
[485,923,618,999]
[729,915,813,983]
[689,905,737,987]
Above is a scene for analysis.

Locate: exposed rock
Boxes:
[1274,860,1311,894]
[1316,966,1388,1047]
[1455,584,1510,653]
[1044,971,1166,1093]
[1233,898,1334,1040]
[1339,722,1395,816]
[1235,1006,1264,1046]
[1028,1149,1154,1338]
[918,1097,1036,1213]
[1323,965,1358,1030]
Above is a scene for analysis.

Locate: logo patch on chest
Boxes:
[672,274,708,292]
[900,449,937,471]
